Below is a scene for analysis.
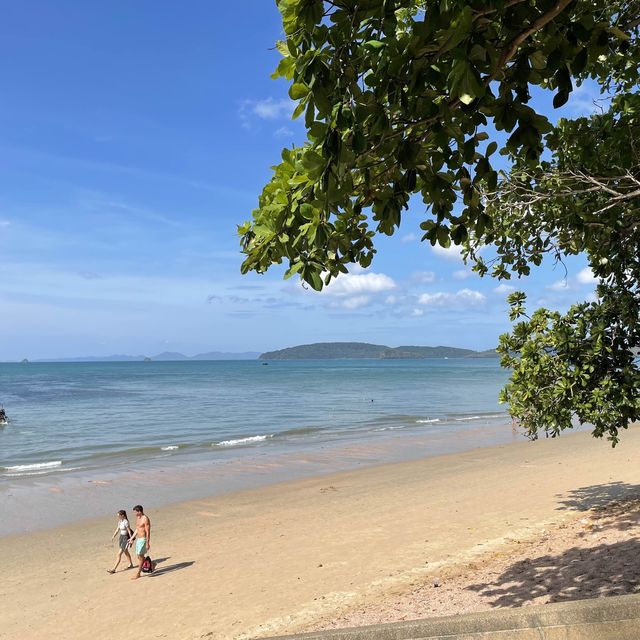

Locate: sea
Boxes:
[0,359,519,535]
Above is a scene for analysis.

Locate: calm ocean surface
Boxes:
[0,359,525,534]
[0,359,511,478]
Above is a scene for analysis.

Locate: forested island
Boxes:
[259,342,498,360]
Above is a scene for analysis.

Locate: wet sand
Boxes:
[2,427,639,640]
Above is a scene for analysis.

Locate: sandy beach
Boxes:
[2,427,639,640]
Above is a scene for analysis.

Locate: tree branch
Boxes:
[495,0,575,72]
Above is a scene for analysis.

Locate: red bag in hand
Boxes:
[141,556,153,573]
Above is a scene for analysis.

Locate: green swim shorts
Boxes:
[135,537,147,556]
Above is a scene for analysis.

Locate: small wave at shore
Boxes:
[160,445,179,451]
[416,419,440,424]
[278,426,325,438]
[453,413,507,422]
[4,460,62,472]
[213,434,273,447]
[4,466,84,478]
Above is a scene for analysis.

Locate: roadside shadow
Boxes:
[150,560,195,577]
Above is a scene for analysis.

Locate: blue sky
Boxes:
[0,2,601,360]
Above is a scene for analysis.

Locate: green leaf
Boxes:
[308,270,323,291]
[292,100,306,119]
[436,225,451,248]
[448,60,484,103]
[289,83,309,100]
[284,261,304,279]
[553,90,569,109]
[529,51,546,70]
[608,27,630,41]
[301,150,324,172]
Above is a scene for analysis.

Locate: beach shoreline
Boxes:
[2,426,639,640]
[0,418,521,537]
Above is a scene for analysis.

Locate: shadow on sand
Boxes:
[555,481,640,512]
[466,482,640,607]
[149,556,195,577]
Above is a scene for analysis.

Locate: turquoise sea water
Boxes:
[0,359,525,534]
[0,359,510,477]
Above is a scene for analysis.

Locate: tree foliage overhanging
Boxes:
[239,0,640,444]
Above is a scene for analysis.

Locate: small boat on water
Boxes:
[0,406,8,425]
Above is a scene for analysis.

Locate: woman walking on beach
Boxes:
[107,510,134,574]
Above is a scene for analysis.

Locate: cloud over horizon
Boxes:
[418,288,486,309]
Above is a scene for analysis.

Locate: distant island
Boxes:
[3,344,502,363]
[259,342,499,360]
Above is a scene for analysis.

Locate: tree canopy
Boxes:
[239,0,640,444]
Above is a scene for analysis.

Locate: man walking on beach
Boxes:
[128,504,153,580]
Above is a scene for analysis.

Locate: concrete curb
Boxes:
[262,594,640,639]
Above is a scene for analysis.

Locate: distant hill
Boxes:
[151,352,190,361]
[260,342,389,360]
[383,345,478,359]
[259,342,499,360]
[466,349,501,359]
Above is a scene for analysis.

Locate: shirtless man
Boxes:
[128,504,152,580]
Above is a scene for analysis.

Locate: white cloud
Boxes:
[411,271,436,284]
[0,219,11,227]
[248,98,292,119]
[494,283,516,294]
[431,243,464,262]
[274,126,294,138]
[323,272,396,297]
[548,279,570,292]
[418,288,486,308]
[453,269,472,280]
[78,271,102,280]
[401,233,417,243]
[0,263,221,307]
[338,295,371,310]
[239,98,295,130]
[577,267,597,285]
[298,271,397,311]
[410,308,424,317]
[567,83,610,117]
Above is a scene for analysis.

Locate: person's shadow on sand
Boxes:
[149,557,195,577]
